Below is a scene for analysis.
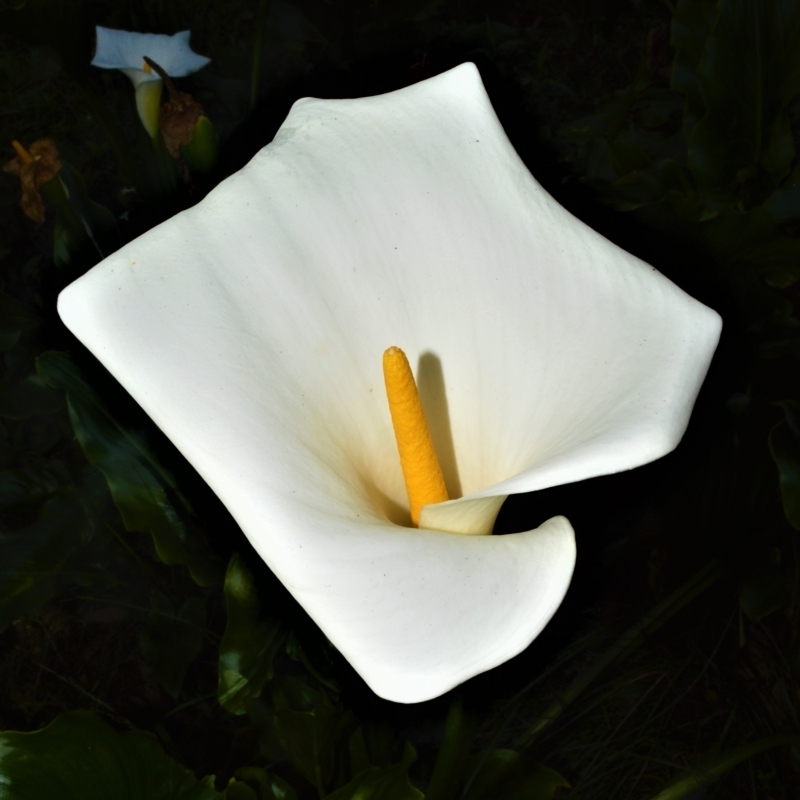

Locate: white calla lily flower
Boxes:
[58,63,721,703]
[91,26,210,137]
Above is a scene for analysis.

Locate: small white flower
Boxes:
[91,26,210,138]
[58,64,721,703]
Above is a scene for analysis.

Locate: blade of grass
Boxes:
[460,619,616,797]
[645,734,800,800]
[577,672,668,786]
[520,560,725,746]
[30,660,134,729]
[637,606,736,737]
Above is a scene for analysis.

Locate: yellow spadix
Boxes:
[11,140,33,164]
[383,346,449,525]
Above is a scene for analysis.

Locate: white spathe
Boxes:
[57,63,721,703]
[91,27,211,86]
[91,27,210,137]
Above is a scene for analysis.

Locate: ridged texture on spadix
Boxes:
[383,346,449,526]
[57,63,721,703]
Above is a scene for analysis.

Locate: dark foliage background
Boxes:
[1,1,799,798]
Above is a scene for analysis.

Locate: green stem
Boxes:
[427,698,477,800]
[752,1,763,166]
[41,175,105,260]
[793,530,800,619]
[646,734,800,800]
[159,692,218,722]
[313,745,326,800]
[520,560,724,746]
[40,175,81,228]
[151,134,177,195]
[250,0,272,112]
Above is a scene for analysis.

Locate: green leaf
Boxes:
[696,207,800,288]
[606,140,653,177]
[0,464,128,629]
[218,553,283,714]
[0,375,64,419]
[768,400,800,530]
[36,351,221,586]
[559,91,630,145]
[591,159,695,211]
[696,205,778,261]
[688,0,800,199]
[757,336,800,360]
[140,594,207,698]
[646,734,800,800]
[763,158,800,222]
[581,136,617,184]
[462,750,569,800]
[0,492,85,631]
[285,631,341,693]
[238,698,292,765]
[739,547,794,621]
[232,767,298,800]
[272,679,356,795]
[634,87,686,133]
[0,460,72,508]
[225,783,258,800]
[181,115,219,174]
[462,749,518,800]
[325,742,423,800]
[0,292,39,352]
[348,727,372,778]
[671,0,719,138]
[0,331,18,355]
[765,259,800,285]
[0,292,39,329]
[43,165,119,270]
[0,710,222,799]
[425,699,476,800]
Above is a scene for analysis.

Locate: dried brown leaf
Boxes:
[3,139,62,224]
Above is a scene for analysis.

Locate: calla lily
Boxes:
[57,64,721,703]
[91,27,210,138]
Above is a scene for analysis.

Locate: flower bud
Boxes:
[180,115,218,173]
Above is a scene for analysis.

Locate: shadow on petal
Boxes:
[417,351,463,500]
[359,475,412,528]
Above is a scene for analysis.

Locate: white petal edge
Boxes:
[294,516,576,703]
[57,62,719,702]
[419,495,506,535]
[92,26,210,77]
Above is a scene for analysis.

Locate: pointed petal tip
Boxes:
[56,280,77,326]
